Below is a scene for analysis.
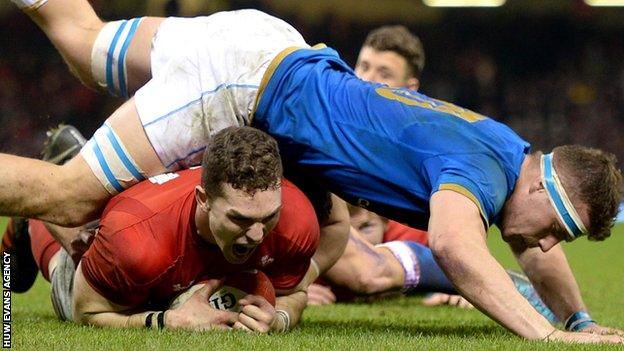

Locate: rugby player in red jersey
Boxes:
[25,127,326,332]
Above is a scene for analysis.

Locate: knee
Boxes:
[44,161,108,226]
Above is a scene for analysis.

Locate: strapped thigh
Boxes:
[80,122,146,195]
[91,18,144,98]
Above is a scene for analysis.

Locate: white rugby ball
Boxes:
[169,270,276,312]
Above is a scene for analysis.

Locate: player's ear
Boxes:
[529,178,546,194]
[195,185,209,211]
[407,77,419,91]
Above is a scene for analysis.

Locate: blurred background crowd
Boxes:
[1,0,623,168]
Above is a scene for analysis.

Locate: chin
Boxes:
[226,251,252,264]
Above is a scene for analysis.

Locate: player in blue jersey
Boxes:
[3,0,624,343]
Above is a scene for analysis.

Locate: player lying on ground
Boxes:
[3,0,624,343]
[5,127,324,332]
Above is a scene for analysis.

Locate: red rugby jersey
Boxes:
[81,169,319,307]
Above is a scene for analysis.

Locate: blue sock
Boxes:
[403,241,457,294]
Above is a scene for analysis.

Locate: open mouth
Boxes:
[232,244,254,257]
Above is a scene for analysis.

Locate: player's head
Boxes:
[500,145,622,252]
[355,25,425,90]
[348,204,387,245]
[196,127,283,264]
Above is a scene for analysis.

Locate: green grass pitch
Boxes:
[2,217,623,350]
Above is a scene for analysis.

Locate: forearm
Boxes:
[432,238,554,339]
[73,264,164,329]
[272,291,308,331]
[513,244,586,321]
[312,195,350,273]
[324,228,403,294]
[77,309,158,329]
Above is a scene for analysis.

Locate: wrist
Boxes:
[542,328,559,341]
[271,309,291,332]
[144,310,167,330]
[565,311,596,332]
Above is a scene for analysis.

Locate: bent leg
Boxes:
[0,153,108,226]
[23,0,162,94]
[29,219,61,282]
[0,99,166,225]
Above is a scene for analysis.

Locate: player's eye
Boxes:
[359,221,376,232]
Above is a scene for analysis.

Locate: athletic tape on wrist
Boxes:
[11,0,47,11]
[275,309,291,332]
[144,311,165,330]
[310,258,320,279]
[565,311,596,332]
[376,241,420,291]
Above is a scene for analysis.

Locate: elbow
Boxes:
[428,231,459,266]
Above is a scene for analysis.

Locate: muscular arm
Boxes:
[72,263,237,330]
[323,227,404,295]
[509,242,585,321]
[310,194,350,277]
[427,190,554,340]
[72,263,159,328]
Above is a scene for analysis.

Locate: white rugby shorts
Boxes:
[81,10,308,194]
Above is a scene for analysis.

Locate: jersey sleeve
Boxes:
[80,214,168,307]
[422,154,509,228]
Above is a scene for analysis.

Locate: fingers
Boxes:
[422,293,473,309]
[422,293,449,306]
[235,295,274,333]
[307,284,336,305]
[217,310,240,327]
[550,331,624,344]
[583,325,624,337]
[239,296,274,322]
[447,295,474,309]
[235,311,272,333]
[233,320,253,332]
[239,294,273,310]
[196,278,223,299]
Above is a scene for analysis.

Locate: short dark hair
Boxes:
[362,25,425,78]
[554,145,623,241]
[201,127,282,200]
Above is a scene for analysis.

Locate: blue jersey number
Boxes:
[376,87,486,123]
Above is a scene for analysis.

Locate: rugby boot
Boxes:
[0,218,38,293]
[41,124,87,164]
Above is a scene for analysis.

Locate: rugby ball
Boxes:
[170,270,276,312]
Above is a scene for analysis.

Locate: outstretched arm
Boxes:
[427,190,623,343]
[72,263,238,330]
[309,194,350,278]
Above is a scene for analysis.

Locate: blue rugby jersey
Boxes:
[252,46,530,229]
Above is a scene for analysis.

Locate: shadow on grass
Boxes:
[301,319,503,338]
